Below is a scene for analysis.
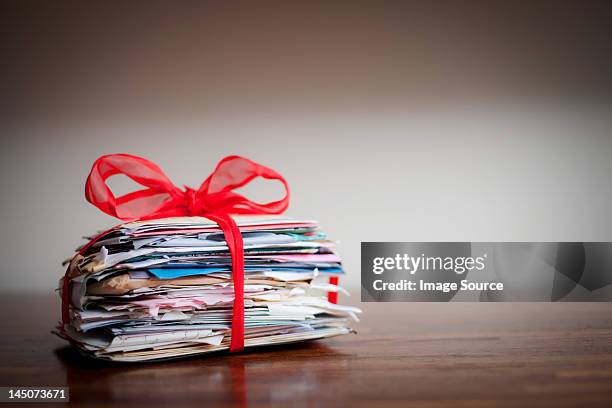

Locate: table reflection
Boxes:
[54,341,351,407]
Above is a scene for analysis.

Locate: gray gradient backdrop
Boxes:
[1,1,611,292]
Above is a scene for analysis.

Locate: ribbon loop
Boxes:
[73,153,291,353]
[196,155,290,215]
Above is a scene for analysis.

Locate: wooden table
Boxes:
[0,294,611,407]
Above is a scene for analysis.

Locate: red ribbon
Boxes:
[63,154,290,353]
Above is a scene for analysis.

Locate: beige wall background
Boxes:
[1,1,611,292]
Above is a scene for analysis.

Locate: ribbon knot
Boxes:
[64,154,291,353]
[182,186,200,215]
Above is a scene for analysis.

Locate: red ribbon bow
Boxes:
[62,154,290,353]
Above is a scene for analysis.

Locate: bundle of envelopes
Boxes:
[56,216,360,362]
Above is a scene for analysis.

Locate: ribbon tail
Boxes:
[206,213,245,353]
[61,271,71,325]
[328,276,339,304]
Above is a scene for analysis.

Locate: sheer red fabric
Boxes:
[64,154,290,353]
[84,154,290,221]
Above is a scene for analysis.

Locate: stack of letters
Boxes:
[56,216,359,362]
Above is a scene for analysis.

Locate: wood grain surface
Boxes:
[0,294,611,407]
